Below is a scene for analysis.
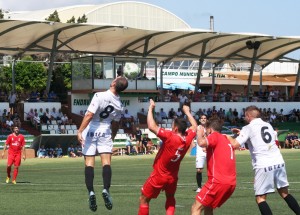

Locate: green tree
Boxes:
[67,16,75,23]
[2,56,47,93]
[77,14,88,23]
[45,10,60,22]
[0,9,4,19]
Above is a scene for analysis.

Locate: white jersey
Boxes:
[83,90,123,135]
[236,118,284,169]
[196,125,206,168]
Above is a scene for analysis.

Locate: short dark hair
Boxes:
[174,118,188,134]
[206,118,223,132]
[115,77,128,93]
[245,105,261,118]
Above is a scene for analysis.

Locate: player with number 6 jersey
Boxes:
[228,105,300,215]
[138,99,197,215]
[77,77,128,212]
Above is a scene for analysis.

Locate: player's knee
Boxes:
[197,169,203,173]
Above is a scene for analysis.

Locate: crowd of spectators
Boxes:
[160,87,300,103]
[37,143,82,158]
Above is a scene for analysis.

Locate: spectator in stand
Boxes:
[45,108,51,120]
[68,144,77,158]
[117,65,123,77]
[125,133,138,155]
[285,133,293,149]
[26,108,35,121]
[40,112,50,125]
[170,92,179,102]
[79,110,85,116]
[50,107,59,121]
[33,112,40,129]
[5,116,14,132]
[178,92,188,108]
[55,144,63,158]
[141,133,154,154]
[154,112,163,124]
[133,126,142,153]
[176,108,183,118]
[61,113,70,125]
[29,90,38,102]
[168,108,176,119]
[38,108,44,117]
[138,108,147,116]
[57,109,64,122]
[122,109,134,128]
[48,91,57,102]
[159,108,168,120]
[8,92,17,114]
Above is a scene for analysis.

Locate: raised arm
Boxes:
[147,99,159,135]
[197,126,208,147]
[226,135,241,149]
[182,105,197,132]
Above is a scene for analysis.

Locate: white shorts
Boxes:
[254,163,289,196]
[196,146,206,169]
[82,129,113,156]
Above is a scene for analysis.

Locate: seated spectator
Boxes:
[68,144,77,158]
[141,134,154,154]
[121,109,134,128]
[55,144,63,158]
[168,108,176,119]
[75,144,83,157]
[125,134,138,155]
[37,145,47,158]
[33,112,41,129]
[50,107,59,121]
[159,108,168,120]
[26,108,35,121]
[48,91,57,102]
[6,117,14,132]
[176,108,183,118]
[40,112,50,125]
[61,113,71,125]
[290,132,300,149]
[45,108,51,119]
[38,108,44,117]
[154,112,163,124]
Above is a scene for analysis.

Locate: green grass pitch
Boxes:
[0,150,299,215]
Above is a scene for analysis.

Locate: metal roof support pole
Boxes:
[292,62,300,101]
[211,64,217,94]
[11,59,16,93]
[46,31,59,94]
[246,41,261,102]
[194,42,207,101]
[160,62,165,102]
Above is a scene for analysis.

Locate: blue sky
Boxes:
[0,0,299,36]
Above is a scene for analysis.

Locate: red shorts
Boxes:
[196,182,235,209]
[7,153,22,167]
[141,171,177,199]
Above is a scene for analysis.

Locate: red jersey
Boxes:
[206,132,236,185]
[6,133,25,154]
[153,128,196,177]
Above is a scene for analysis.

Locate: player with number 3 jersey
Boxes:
[77,77,128,212]
[228,105,300,215]
[138,99,197,215]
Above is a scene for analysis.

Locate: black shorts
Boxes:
[9,103,16,108]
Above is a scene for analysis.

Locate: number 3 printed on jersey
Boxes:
[99,105,114,119]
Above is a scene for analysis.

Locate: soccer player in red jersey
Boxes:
[1,126,26,184]
[191,118,236,215]
[138,99,197,215]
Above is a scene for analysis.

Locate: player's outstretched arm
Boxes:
[226,135,241,149]
[197,126,207,147]
[182,105,197,132]
[147,99,159,135]
[1,144,7,159]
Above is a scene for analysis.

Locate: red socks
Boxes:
[138,204,149,215]
[165,196,176,215]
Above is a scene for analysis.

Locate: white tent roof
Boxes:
[1,19,300,66]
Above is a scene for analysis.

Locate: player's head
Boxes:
[245,105,261,123]
[206,118,223,133]
[111,77,128,93]
[172,118,188,135]
[13,126,19,134]
[199,114,207,125]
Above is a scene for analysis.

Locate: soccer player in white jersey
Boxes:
[77,77,128,212]
[195,114,207,193]
[228,105,300,215]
